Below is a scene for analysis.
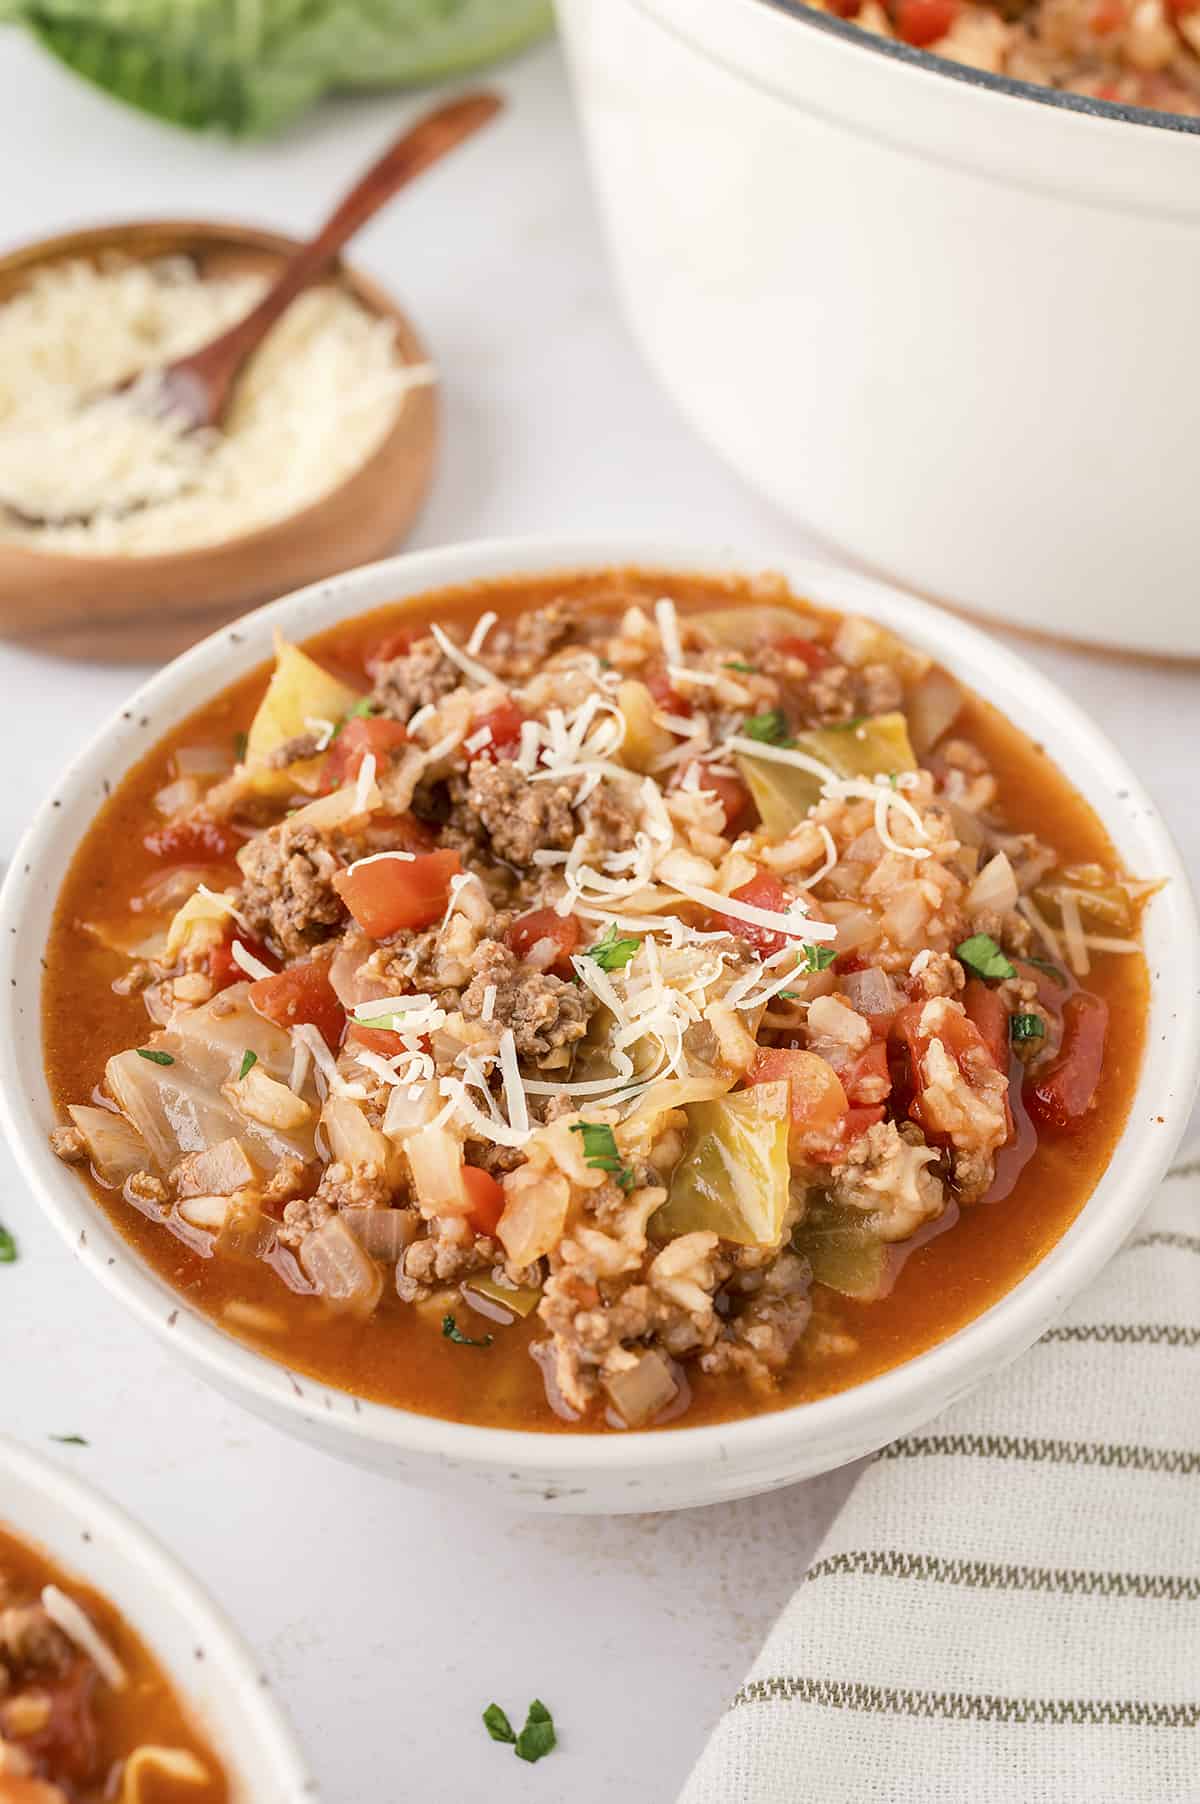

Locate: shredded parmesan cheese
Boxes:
[41,1587,127,1690]
[430,621,495,686]
[230,939,274,980]
[345,849,416,873]
[0,258,431,555]
[466,610,498,655]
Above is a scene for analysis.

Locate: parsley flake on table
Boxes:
[584,924,641,972]
[955,932,1016,982]
[483,1699,557,1764]
[0,1224,16,1264]
[483,1703,516,1743]
[570,1122,635,1191]
[441,1313,492,1348]
[49,1434,88,1446]
[742,710,791,745]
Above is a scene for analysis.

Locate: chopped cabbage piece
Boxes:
[652,1082,791,1248]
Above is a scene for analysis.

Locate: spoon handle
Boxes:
[172,92,502,417]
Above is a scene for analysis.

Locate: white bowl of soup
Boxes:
[2,538,1197,1514]
[0,1435,314,1801]
[556,0,1200,656]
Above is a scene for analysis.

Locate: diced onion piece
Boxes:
[905,665,964,755]
[177,1193,231,1230]
[497,1164,570,1266]
[406,1123,470,1217]
[174,742,235,779]
[342,1206,419,1261]
[298,1214,383,1315]
[382,1082,441,1139]
[807,994,872,1050]
[164,887,238,962]
[173,1137,257,1197]
[967,851,1019,917]
[839,966,901,1017]
[225,1065,312,1131]
[152,777,200,817]
[322,1094,402,1184]
[824,903,879,953]
[603,1349,678,1428]
[703,1000,760,1076]
[66,1105,147,1188]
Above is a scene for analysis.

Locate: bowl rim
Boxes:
[2,533,1198,1482]
[742,0,1200,136]
[0,217,437,578]
[0,1433,316,1800]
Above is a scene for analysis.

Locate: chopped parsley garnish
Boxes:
[233,730,248,762]
[799,943,838,974]
[136,1048,175,1067]
[442,1313,493,1348]
[332,698,378,738]
[827,715,867,732]
[515,1700,557,1764]
[742,710,791,746]
[570,1122,635,1191]
[238,1050,258,1081]
[50,1434,88,1445]
[724,659,756,673]
[1028,954,1068,986]
[1010,1013,1045,1043]
[955,933,1016,983]
[483,1701,557,1763]
[483,1704,516,1744]
[0,1225,15,1264]
[778,991,799,1002]
[584,925,641,972]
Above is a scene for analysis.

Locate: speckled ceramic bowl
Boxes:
[2,538,1197,1513]
[0,1435,315,1799]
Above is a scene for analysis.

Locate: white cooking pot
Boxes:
[556,0,1200,656]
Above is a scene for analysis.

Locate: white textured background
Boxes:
[0,33,1195,1804]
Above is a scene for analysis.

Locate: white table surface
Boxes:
[0,30,1195,1804]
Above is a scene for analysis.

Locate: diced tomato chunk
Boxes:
[844,1039,892,1105]
[670,763,750,835]
[772,634,829,671]
[713,871,791,955]
[322,715,408,790]
[1025,994,1109,1134]
[962,978,1011,1073]
[644,660,691,717]
[363,628,417,677]
[893,0,960,41]
[360,811,438,855]
[894,997,1012,1142]
[333,848,462,939]
[247,959,346,1050]
[505,907,581,976]
[208,933,278,993]
[748,1047,849,1159]
[813,1104,887,1163]
[345,1023,407,1057]
[1013,957,1071,1012]
[144,815,240,862]
[1089,0,1125,31]
[472,699,528,760]
[462,1165,506,1236]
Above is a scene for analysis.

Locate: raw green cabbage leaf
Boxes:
[1,0,552,136]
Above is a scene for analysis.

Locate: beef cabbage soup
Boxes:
[44,571,1150,1432]
[0,1523,227,1803]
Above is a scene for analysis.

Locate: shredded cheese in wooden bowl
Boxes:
[0,256,434,555]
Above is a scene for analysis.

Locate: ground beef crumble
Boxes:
[238,821,345,957]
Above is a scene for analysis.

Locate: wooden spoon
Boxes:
[3,91,501,527]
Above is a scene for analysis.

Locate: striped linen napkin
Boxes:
[679,1146,1200,1803]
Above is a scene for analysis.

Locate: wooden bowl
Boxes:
[0,220,438,663]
